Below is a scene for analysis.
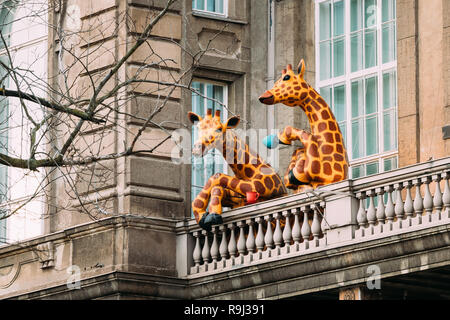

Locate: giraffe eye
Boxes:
[283,75,291,81]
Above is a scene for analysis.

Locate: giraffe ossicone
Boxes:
[189,109,287,231]
[259,59,349,193]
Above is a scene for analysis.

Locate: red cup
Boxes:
[246,191,260,204]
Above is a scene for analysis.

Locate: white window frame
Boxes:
[315,0,398,178]
[192,0,228,18]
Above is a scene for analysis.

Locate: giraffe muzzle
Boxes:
[259,91,275,105]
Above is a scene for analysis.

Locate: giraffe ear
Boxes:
[297,59,306,78]
[225,116,240,129]
[188,111,202,124]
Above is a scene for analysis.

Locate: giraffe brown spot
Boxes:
[306,106,313,113]
[237,164,243,171]
[310,90,317,99]
[308,144,319,157]
[333,175,343,182]
[312,114,319,122]
[328,121,337,131]
[205,180,212,189]
[321,110,331,120]
[244,167,255,178]
[301,82,308,89]
[264,176,274,190]
[321,145,334,154]
[293,81,299,85]
[212,188,222,196]
[273,175,281,187]
[294,86,301,90]
[211,197,220,206]
[335,133,341,142]
[254,181,265,194]
[239,183,252,194]
[255,174,263,180]
[194,199,203,208]
[317,97,327,107]
[199,192,208,199]
[336,144,344,153]
[311,160,320,174]
[304,98,311,104]
[324,132,334,143]
[300,92,307,100]
[318,122,327,132]
[230,179,239,188]
[334,163,342,172]
[219,177,229,187]
[334,154,344,161]
[311,101,322,111]
[343,164,348,177]
[323,156,333,161]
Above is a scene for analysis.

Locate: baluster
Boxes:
[394,183,404,228]
[320,204,329,234]
[311,205,322,247]
[385,186,395,231]
[219,225,229,263]
[404,181,414,227]
[423,176,433,223]
[246,219,256,255]
[413,179,423,225]
[201,230,211,266]
[301,206,311,250]
[264,215,274,252]
[227,223,238,258]
[237,221,247,258]
[367,190,377,233]
[255,217,265,254]
[282,210,292,253]
[210,226,220,266]
[356,193,367,237]
[443,172,450,220]
[376,188,386,233]
[432,174,443,221]
[192,231,202,272]
[273,213,283,255]
[292,208,302,250]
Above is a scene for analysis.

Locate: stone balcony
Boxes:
[0,157,449,299]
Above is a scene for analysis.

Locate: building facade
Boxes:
[0,0,449,300]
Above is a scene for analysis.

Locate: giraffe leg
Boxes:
[283,148,304,189]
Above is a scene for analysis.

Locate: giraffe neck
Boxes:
[219,130,271,179]
[297,88,341,135]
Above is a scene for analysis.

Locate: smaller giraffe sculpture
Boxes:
[259,59,349,193]
[189,109,287,231]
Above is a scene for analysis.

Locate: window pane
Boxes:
[351,79,364,118]
[352,165,363,178]
[333,37,345,77]
[365,76,378,114]
[351,32,363,72]
[365,0,377,28]
[364,29,377,68]
[334,0,345,37]
[382,22,396,63]
[366,161,379,176]
[320,40,332,80]
[350,0,363,32]
[382,0,396,22]
[319,1,332,40]
[383,70,396,109]
[366,116,378,156]
[383,110,397,152]
[320,86,332,106]
[352,118,364,159]
[193,0,204,10]
[339,122,347,147]
[215,0,224,13]
[383,157,397,172]
[213,85,224,110]
[334,84,346,122]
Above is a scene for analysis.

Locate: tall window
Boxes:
[191,81,228,212]
[0,1,47,244]
[192,0,227,16]
[316,0,397,179]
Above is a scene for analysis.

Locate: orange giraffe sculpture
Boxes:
[189,109,287,230]
[259,59,349,193]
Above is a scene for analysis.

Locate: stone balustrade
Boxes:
[176,157,450,277]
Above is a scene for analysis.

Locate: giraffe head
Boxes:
[259,59,310,108]
[188,109,240,157]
